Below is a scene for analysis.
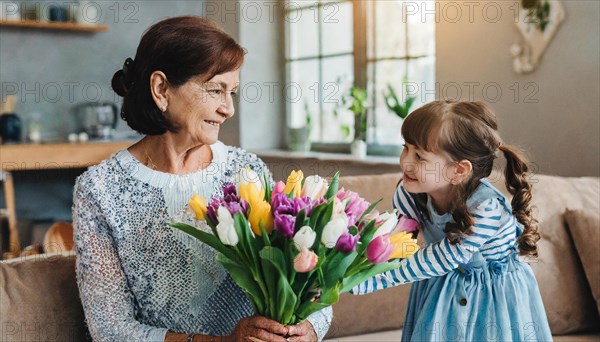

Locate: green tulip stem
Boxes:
[250,267,270,317]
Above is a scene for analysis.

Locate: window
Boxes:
[284,0,436,150]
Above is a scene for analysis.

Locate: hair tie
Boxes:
[122,57,135,88]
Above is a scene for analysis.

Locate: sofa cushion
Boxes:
[513,175,600,334]
[565,209,600,314]
[0,253,88,341]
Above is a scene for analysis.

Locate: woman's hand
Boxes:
[286,321,317,342]
[227,316,289,342]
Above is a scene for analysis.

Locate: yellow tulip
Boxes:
[249,200,274,236]
[239,181,264,207]
[284,170,304,198]
[188,194,208,220]
[388,231,420,260]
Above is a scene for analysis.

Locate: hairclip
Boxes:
[122,57,135,88]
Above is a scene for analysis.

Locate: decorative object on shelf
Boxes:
[0,96,22,144]
[286,101,312,152]
[0,1,21,21]
[350,139,367,159]
[511,0,565,74]
[73,102,119,140]
[343,86,369,158]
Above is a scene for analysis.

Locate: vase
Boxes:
[351,140,367,159]
[286,127,311,152]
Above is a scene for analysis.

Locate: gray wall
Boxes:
[436,0,599,177]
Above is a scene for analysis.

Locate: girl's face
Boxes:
[166,69,240,145]
[400,143,457,198]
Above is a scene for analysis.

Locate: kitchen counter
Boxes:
[0,140,137,171]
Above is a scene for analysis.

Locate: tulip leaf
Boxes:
[262,171,272,203]
[324,171,340,199]
[357,220,377,254]
[358,198,382,222]
[259,251,277,319]
[169,223,242,265]
[322,250,358,288]
[233,213,261,267]
[296,293,332,321]
[216,253,265,314]
[259,224,271,246]
[340,260,404,293]
[259,246,288,279]
[294,209,306,233]
[320,283,340,305]
[276,274,297,324]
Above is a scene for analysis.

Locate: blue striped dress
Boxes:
[354,179,552,341]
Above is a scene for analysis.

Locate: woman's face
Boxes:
[165,69,240,145]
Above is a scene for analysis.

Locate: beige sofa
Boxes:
[1,173,599,341]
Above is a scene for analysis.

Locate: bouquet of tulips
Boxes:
[170,169,420,325]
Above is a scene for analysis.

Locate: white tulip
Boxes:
[332,197,346,219]
[321,215,349,248]
[301,175,328,200]
[239,166,263,191]
[216,207,238,246]
[293,226,317,250]
[373,210,399,239]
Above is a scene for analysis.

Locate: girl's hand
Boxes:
[286,321,317,342]
[227,316,289,342]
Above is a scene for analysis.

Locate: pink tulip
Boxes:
[366,234,396,264]
[393,215,420,234]
[272,181,286,197]
[336,188,370,227]
[293,248,319,273]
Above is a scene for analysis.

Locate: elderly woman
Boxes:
[73,16,332,342]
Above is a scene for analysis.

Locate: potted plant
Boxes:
[286,100,312,152]
[345,86,368,158]
[383,80,416,121]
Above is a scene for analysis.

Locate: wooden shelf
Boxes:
[0,19,109,32]
[0,140,134,171]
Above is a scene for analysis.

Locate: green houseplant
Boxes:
[383,81,416,121]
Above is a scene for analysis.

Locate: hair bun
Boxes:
[111,69,129,97]
[111,58,136,97]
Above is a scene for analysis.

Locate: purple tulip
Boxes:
[335,231,359,254]
[223,183,239,201]
[366,234,395,264]
[272,193,294,216]
[293,197,313,216]
[224,199,248,216]
[337,189,370,227]
[274,214,296,238]
[206,197,221,224]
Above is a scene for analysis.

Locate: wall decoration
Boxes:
[511,0,565,74]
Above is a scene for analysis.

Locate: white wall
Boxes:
[436,0,599,177]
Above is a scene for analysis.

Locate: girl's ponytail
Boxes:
[499,144,540,257]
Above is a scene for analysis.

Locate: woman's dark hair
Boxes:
[402,100,540,258]
[111,16,246,135]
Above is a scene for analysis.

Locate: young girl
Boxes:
[353,100,552,341]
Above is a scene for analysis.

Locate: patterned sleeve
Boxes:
[306,306,333,341]
[353,197,504,294]
[392,180,419,220]
[73,177,168,342]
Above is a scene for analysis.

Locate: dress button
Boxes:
[460,298,468,306]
